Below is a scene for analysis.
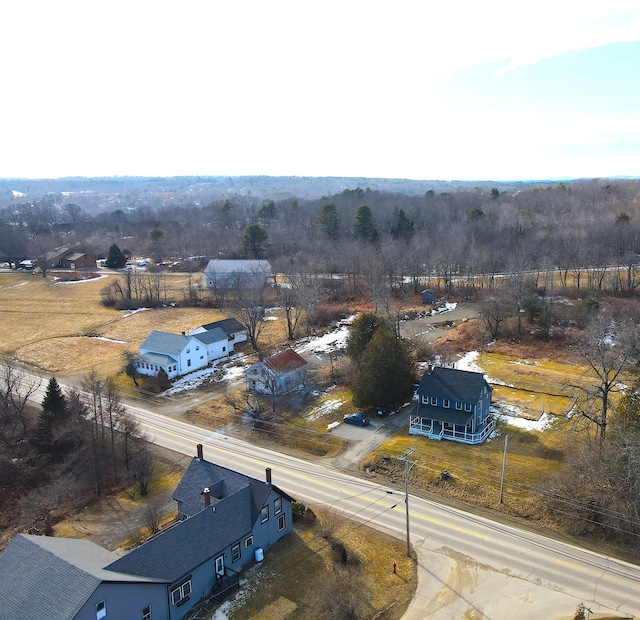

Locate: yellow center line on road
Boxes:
[140,419,487,540]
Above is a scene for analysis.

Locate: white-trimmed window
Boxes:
[430,396,437,405]
[142,606,151,620]
[186,348,190,354]
[245,535,254,549]
[277,514,286,532]
[464,403,472,412]
[443,399,450,408]
[231,543,241,562]
[274,497,282,514]
[96,601,106,619]
[421,395,428,404]
[195,346,199,351]
[456,402,462,410]
[261,506,269,523]
[171,580,192,606]
[187,359,191,367]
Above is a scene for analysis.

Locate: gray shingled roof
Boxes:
[173,458,262,518]
[140,330,190,355]
[418,367,489,403]
[413,403,474,425]
[0,535,165,620]
[140,352,176,366]
[199,317,245,335]
[192,327,228,346]
[107,488,254,583]
[204,259,272,275]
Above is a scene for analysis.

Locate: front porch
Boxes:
[409,415,495,445]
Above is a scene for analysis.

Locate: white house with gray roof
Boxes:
[137,330,208,379]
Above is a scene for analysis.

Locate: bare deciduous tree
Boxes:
[571,317,640,444]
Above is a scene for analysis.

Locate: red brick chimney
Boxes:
[203,487,211,507]
[196,444,203,460]
[266,467,272,484]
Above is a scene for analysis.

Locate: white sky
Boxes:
[1,1,640,181]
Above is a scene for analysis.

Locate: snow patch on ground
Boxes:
[91,336,126,344]
[54,274,108,284]
[165,358,247,395]
[492,404,552,431]
[262,316,278,321]
[120,307,151,317]
[431,301,457,315]
[296,324,351,354]
[327,421,341,430]
[456,351,514,387]
[305,397,345,421]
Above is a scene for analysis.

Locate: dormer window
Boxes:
[430,397,437,405]
[443,399,450,408]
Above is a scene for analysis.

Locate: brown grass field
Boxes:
[0,271,286,376]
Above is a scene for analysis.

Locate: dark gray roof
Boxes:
[413,403,473,425]
[140,330,191,356]
[192,327,228,346]
[418,366,489,403]
[0,535,164,620]
[172,458,253,518]
[199,317,245,336]
[107,488,254,583]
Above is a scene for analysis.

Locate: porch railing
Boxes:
[410,416,495,444]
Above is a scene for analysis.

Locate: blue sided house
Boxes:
[0,444,294,620]
[410,365,494,444]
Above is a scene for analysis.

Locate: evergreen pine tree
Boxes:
[34,377,67,452]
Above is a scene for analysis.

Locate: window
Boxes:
[231,543,241,562]
[261,506,269,523]
[443,399,450,408]
[142,606,151,620]
[200,355,204,360]
[456,402,462,410]
[277,514,286,532]
[430,396,437,405]
[187,359,191,367]
[245,535,254,548]
[171,580,192,606]
[96,601,106,619]
[464,403,472,412]
[186,348,190,354]
[223,346,226,352]
[195,346,199,351]
[274,497,282,514]
[421,396,428,404]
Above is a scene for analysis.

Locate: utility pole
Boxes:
[398,448,415,557]
[499,434,509,504]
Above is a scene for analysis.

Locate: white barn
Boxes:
[204,259,272,290]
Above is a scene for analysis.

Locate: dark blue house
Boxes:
[410,366,494,444]
[0,444,294,620]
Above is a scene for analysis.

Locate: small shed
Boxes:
[421,289,436,304]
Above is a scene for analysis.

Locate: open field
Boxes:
[0,271,286,376]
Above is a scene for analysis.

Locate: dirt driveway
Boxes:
[399,302,480,343]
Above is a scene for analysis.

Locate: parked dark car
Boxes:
[343,412,370,426]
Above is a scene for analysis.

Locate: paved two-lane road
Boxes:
[129,403,640,619]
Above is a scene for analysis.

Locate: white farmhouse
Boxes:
[137,331,209,379]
